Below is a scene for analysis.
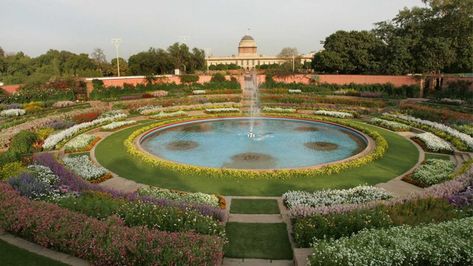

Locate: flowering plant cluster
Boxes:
[414,132,453,153]
[62,155,109,182]
[314,110,354,118]
[33,153,226,220]
[138,105,162,115]
[0,108,26,117]
[0,183,224,265]
[8,164,68,201]
[288,89,302,94]
[309,217,473,266]
[64,134,98,153]
[99,110,127,118]
[52,101,75,108]
[370,117,410,131]
[72,111,100,123]
[152,110,188,119]
[43,113,126,149]
[385,113,473,150]
[101,120,137,130]
[204,107,240,113]
[192,89,206,94]
[125,113,388,179]
[262,107,297,113]
[408,159,455,187]
[283,185,391,209]
[137,186,221,208]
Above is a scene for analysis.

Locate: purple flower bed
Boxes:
[33,153,226,221]
[47,119,76,130]
[449,182,473,208]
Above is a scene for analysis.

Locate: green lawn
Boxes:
[225,223,293,260]
[0,239,66,266]
[425,153,451,161]
[95,121,419,196]
[230,199,280,214]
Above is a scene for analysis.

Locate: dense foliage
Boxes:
[313,0,473,74]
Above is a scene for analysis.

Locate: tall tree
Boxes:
[278,47,299,58]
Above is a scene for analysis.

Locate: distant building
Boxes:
[206,35,313,70]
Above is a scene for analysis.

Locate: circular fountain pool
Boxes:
[139,118,368,170]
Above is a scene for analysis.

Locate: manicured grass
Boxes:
[95,120,419,196]
[230,199,280,214]
[425,153,451,161]
[225,223,292,259]
[0,239,66,266]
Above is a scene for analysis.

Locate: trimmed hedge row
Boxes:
[0,182,224,265]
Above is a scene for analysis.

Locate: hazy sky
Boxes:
[1,0,423,60]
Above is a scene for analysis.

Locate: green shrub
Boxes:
[293,208,391,247]
[309,217,473,266]
[0,162,24,180]
[210,73,226,82]
[9,131,38,155]
[180,74,199,83]
[57,191,224,236]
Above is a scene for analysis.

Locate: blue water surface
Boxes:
[140,118,366,169]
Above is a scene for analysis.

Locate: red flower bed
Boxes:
[72,112,100,123]
[0,183,224,265]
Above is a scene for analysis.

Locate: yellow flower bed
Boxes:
[124,114,388,179]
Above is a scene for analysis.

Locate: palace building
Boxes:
[206,35,313,70]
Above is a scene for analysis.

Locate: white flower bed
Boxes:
[64,134,96,152]
[415,132,453,152]
[138,105,162,115]
[314,110,353,118]
[192,90,206,95]
[370,118,410,131]
[262,107,297,113]
[288,89,302,94]
[137,186,220,207]
[152,110,188,118]
[99,110,126,118]
[205,107,240,113]
[0,109,26,117]
[386,113,473,149]
[43,113,126,150]
[63,155,108,181]
[283,185,391,209]
[102,120,137,130]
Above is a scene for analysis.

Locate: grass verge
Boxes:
[0,239,66,266]
[230,199,280,214]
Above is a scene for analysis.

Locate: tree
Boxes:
[0,47,4,57]
[111,57,128,76]
[278,47,299,58]
[91,48,111,76]
[313,31,383,74]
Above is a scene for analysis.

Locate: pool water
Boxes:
[140,118,367,169]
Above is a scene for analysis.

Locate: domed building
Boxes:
[206,35,313,70]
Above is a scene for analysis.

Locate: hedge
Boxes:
[0,183,224,265]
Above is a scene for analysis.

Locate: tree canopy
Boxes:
[313,0,473,74]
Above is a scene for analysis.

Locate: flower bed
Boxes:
[33,153,226,220]
[193,90,206,94]
[137,186,221,208]
[64,134,99,153]
[0,183,224,265]
[405,159,455,187]
[43,113,126,150]
[413,132,453,153]
[62,155,110,183]
[288,89,302,94]
[385,113,473,151]
[152,110,188,119]
[125,114,388,179]
[309,217,473,266]
[57,191,225,236]
[369,117,410,131]
[101,120,137,131]
[314,110,354,118]
[283,185,391,209]
[72,111,99,123]
[204,107,240,113]
[262,107,297,113]
[138,105,162,115]
[0,109,26,117]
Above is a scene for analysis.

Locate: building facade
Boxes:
[206,35,313,70]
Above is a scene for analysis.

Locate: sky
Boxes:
[0,0,424,60]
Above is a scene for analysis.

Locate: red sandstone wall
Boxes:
[272,74,420,87]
